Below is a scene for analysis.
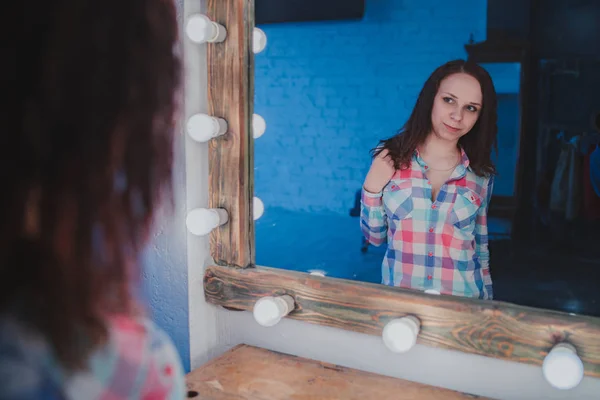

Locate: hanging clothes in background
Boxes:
[536,129,600,229]
[533,129,562,228]
[549,134,582,221]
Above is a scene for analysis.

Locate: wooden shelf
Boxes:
[186,344,491,399]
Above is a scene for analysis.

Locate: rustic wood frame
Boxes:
[202,0,600,379]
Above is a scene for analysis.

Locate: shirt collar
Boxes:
[413,146,471,175]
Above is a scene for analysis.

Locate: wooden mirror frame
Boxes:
[200,0,600,378]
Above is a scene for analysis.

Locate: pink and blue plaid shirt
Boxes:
[361,148,494,299]
[0,314,185,399]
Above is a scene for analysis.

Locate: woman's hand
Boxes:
[363,149,396,193]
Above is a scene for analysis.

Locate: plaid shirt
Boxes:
[361,148,494,299]
[0,314,185,399]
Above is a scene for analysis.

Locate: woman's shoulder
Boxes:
[67,315,186,399]
[0,314,185,399]
[109,314,176,350]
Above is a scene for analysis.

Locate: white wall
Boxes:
[142,0,192,369]
[183,0,223,369]
[182,1,600,399]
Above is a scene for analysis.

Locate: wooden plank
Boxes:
[186,344,489,399]
[206,0,254,267]
[204,265,600,378]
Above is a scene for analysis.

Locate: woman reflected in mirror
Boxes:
[361,59,498,300]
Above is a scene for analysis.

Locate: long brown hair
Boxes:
[373,59,498,177]
[2,0,181,369]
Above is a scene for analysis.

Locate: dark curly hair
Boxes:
[2,0,181,369]
[373,59,498,177]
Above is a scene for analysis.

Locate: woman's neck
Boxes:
[418,134,460,162]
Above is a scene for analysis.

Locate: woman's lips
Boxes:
[444,123,461,133]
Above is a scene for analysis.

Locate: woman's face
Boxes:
[430,72,482,142]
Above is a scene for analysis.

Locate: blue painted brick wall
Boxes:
[254,0,489,215]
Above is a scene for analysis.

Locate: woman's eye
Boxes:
[443,97,454,103]
[467,105,478,112]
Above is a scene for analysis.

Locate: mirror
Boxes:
[253,1,600,317]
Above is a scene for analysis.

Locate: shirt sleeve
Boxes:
[475,176,494,299]
[360,188,388,246]
[0,315,187,400]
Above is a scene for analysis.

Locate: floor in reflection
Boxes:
[255,206,600,317]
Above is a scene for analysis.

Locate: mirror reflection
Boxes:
[253,0,600,317]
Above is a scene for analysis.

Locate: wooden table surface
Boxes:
[185,344,490,399]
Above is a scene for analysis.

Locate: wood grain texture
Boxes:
[186,344,489,399]
[204,265,600,378]
[206,0,254,268]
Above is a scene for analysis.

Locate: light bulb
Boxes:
[252,114,266,139]
[382,316,421,353]
[253,197,264,220]
[309,270,326,277]
[253,27,267,54]
[253,295,294,327]
[186,14,227,44]
[424,289,441,295]
[543,343,584,390]
[186,208,228,236]
[186,113,227,142]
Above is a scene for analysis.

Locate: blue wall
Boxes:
[137,0,191,374]
[254,0,488,215]
[141,229,190,372]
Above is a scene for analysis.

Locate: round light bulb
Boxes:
[252,114,266,139]
[309,270,326,277]
[185,208,228,236]
[543,343,584,390]
[382,316,421,353]
[253,295,294,327]
[424,289,441,295]
[253,27,267,53]
[186,113,227,142]
[186,14,227,44]
[253,197,264,220]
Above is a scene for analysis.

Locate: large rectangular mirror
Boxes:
[253,0,600,318]
[201,0,600,384]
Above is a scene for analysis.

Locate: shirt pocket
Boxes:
[383,179,414,221]
[448,187,483,231]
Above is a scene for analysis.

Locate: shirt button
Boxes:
[428,252,433,257]
[429,227,434,232]
[427,275,432,280]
